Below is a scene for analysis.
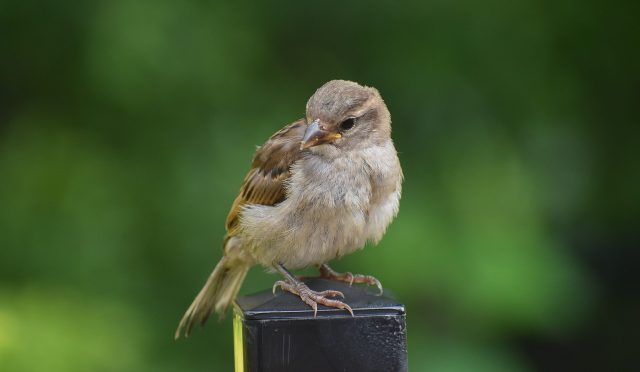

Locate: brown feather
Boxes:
[176,120,308,338]
[224,119,307,233]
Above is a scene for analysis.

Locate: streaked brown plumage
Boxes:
[225,120,306,235]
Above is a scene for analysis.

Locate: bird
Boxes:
[175,80,403,338]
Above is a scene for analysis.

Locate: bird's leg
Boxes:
[273,262,354,317]
[318,263,384,295]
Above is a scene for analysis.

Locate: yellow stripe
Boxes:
[233,311,244,372]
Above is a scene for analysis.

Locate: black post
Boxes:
[233,278,408,372]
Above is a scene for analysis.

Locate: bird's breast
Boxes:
[240,144,401,270]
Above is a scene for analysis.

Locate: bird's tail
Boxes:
[175,256,250,339]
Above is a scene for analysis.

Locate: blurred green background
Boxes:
[1,0,638,371]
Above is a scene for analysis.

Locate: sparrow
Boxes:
[175,80,403,338]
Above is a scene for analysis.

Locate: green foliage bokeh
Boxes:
[0,0,637,371]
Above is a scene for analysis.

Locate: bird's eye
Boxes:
[339,118,356,131]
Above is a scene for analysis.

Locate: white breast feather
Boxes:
[239,140,401,269]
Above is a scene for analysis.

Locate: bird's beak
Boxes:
[300,119,342,150]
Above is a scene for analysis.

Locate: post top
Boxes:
[234,278,405,320]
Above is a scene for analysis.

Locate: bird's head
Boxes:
[301,80,391,151]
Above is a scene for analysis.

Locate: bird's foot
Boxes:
[319,264,384,295]
[272,278,354,317]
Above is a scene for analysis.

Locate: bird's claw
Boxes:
[272,279,353,317]
[319,265,384,295]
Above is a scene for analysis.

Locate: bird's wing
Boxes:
[225,119,307,234]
